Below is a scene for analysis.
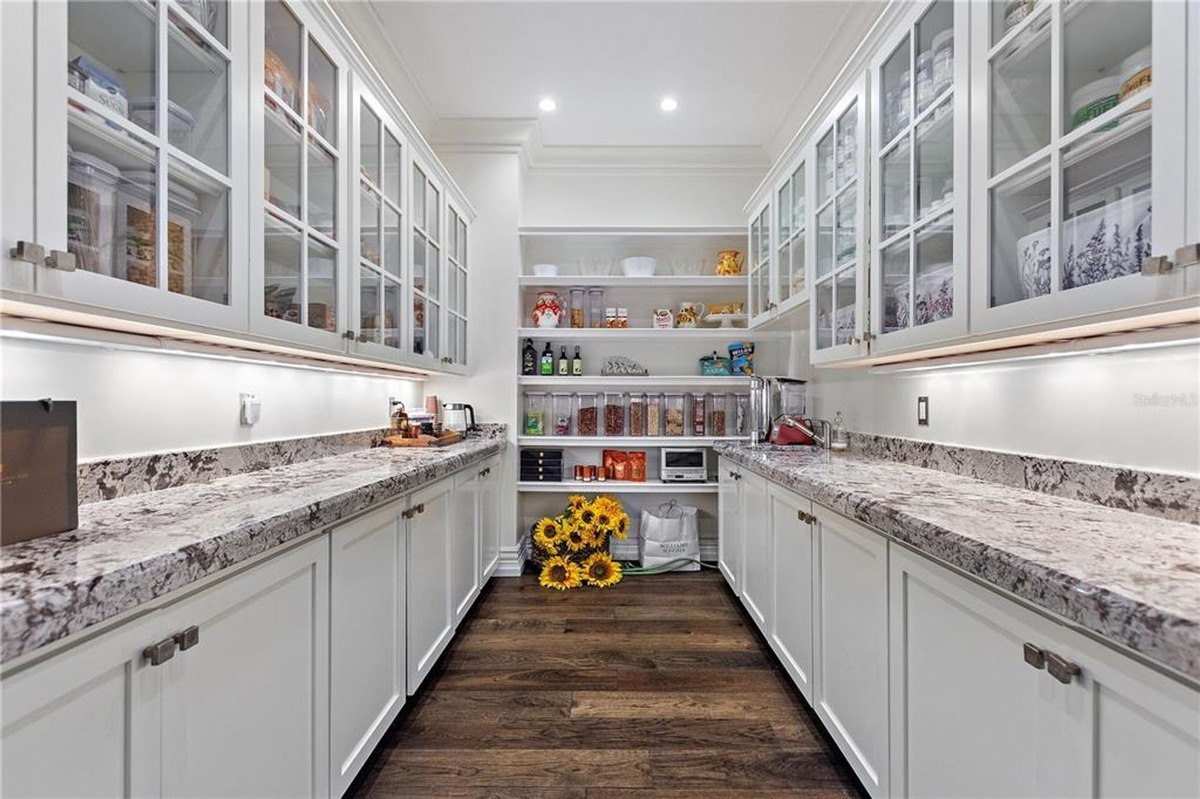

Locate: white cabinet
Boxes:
[330,501,406,798]
[747,198,773,324]
[889,543,1200,799]
[809,78,870,365]
[406,475,454,694]
[478,455,502,581]
[969,0,1194,334]
[717,460,745,595]
[450,467,481,623]
[767,484,815,701]
[747,159,811,329]
[739,469,771,629]
[443,200,470,369]
[813,505,889,799]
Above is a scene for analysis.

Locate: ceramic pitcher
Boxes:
[715,250,744,275]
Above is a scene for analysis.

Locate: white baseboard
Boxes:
[495,537,529,577]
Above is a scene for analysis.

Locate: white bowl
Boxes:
[531,263,558,277]
[621,256,658,277]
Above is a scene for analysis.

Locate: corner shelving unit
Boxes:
[516,225,785,562]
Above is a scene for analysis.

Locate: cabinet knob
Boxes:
[416,502,426,515]
[44,250,76,272]
[1174,243,1200,270]
[9,240,45,264]
[143,637,177,666]
[1045,652,1081,684]
[1142,255,1174,275]
[343,330,356,340]
[1022,642,1046,670]
[174,625,200,652]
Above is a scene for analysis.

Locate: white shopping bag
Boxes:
[639,501,700,572]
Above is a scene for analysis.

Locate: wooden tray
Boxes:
[382,430,464,448]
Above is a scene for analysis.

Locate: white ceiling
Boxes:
[345,1,886,157]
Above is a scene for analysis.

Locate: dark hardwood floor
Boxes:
[346,570,867,799]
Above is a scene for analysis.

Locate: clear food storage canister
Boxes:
[604,392,626,436]
[569,288,586,328]
[646,394,664,436]
[734,394,751,436]
[664,393,686,436]
[67,151,121,277]
[628,393,647,437]
[523,392,547,436]
[576,392,599,436]
[587,287,605,328]
[690,393,707,436]
[552,392,573,436]
[709,393,728,437]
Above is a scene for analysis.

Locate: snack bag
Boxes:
[728,341,756,375]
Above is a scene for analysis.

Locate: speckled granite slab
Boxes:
[1,431,506,663]
[77,422,509,505]
[853,433,1200,525]
[715,442,1200,682]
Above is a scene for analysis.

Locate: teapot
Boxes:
[715,249,744,276]
[531,290,564,328]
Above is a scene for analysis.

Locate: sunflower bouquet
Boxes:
[533,495,629,590]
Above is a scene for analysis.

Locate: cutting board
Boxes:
[382,430,464,448]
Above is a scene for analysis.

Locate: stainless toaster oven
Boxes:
[661,447,707,483]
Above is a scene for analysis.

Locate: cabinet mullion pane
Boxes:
[155,0,169,293]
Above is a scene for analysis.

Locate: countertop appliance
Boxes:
[749,375,809,445]
[661,447,707,483]
[1,399,78,544]
[442,402,476,433]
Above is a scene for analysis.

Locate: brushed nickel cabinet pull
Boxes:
[1022,642,1046,670]
[1175,243,1200,269]
[144,637,177,666]
[9,241,45,264]
[1045,652,1081,684]
[44,250,76,271]
[174,625,200,652]
[796,510,815,524]
[416,503,426,515]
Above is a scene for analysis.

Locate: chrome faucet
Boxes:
[780,416,832,449]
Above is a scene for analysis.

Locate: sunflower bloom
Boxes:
[534,517,562,542]
[567,495,587,514]
[563,520,589,552]
[612,512,630,540]
[581,552,622,588]
[533,527,561,554]
[580,522,605,548]
[539,556,582,591]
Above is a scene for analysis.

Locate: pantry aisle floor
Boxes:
[346,570,867,799]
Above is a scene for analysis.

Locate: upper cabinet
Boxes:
[809,80,869,365]
[29,0,248,331]
[870,0,969,352]
[2,0,473,375]
[747,199,772,324]
[970,0,1192,333]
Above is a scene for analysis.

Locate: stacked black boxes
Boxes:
[520,447,563,482]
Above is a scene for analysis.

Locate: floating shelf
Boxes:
[518,375,751,389]
[519,225,744,238]
[518,480,718,494]
[518,275,745,289]
[518,436,744,448]
[517,327,763,340]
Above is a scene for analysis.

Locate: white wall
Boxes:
[789,331,1200,477]
[521,170,760,228]
[1,335,423,461]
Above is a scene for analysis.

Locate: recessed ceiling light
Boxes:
[660,96,679,112]
[538,97,557,112]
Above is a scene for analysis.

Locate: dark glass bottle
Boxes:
[539,342,554,375]
[557,346,569,375]
[521,338,537,375]
[572,346,583,376]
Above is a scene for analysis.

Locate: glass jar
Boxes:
[709,393,728,437]
[575,392,599,436]
[734,394,751,436]
[663,393,686,436]
[690,393,707,436]
[569,288,586,328]
[628,393,647,436]
[604,392,626,436]
[915,50,934,112]
[932,30,953,95]
[646,393,664,436]
[587,287,605,328]
[523,392,547,436]
[551,392,573,436]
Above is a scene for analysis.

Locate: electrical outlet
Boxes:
[917,396,929,426]
[240,393,261,426]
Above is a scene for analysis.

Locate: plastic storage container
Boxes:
[67,151,121,277]
[628,393,647,437]
[646,394,664,436]
[915,50,934,111]
[932,30,954,95]
[576,393,599,436]
[1069,77,1120,132]
[129,99,197,151]
[569,288,586,328]
[118,171,200,293]
[604,392,626,436]
[690,393,707,437]
[551,392,573,436]
[1119,46,1152,102]
[587,287,605,328]
[709,394,728,437]
[523,392,547,436]
[664,393,686,436]
[734,394,751,436]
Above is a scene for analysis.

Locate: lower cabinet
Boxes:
[406,476,455,694]
[718,461,745,595]
[739,470,771,629]
[2,535,331,799]
[478,455,501,581]
[889,545,1200,799]
[768,484,815,701]
[451,469,481,623]
[330,501,407,798]
[813,506,890,799]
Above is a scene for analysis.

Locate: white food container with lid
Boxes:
[1118,46,1151,102]
[67,150,122,276]
[621,256,658,277]
[129,99,197,151]
[531,263,558,276]
[1069,76,1120,131]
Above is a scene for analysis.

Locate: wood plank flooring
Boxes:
[346,571,867,799]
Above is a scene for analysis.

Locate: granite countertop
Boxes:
[715,442,1200,682]
[0,434,506,664]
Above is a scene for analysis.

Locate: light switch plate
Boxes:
[917,396,929,426]
[240,393,261,426]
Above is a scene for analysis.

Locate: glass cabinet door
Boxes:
[444,204,469,368]
[34,0,244,330]
[256,0,344,346]
[353,90,406,357]
[747,201,772,324]
[871,0,967,351]
[411,162,443,363]
[971,0,1190,332]
[810,82,867,363]
[776,161,808,311]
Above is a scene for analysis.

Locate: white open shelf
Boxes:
[518,275,744,289]
[518,436,744,448]
[518,375,751,389]
[517,327,765,340]
[518,480,717,494]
